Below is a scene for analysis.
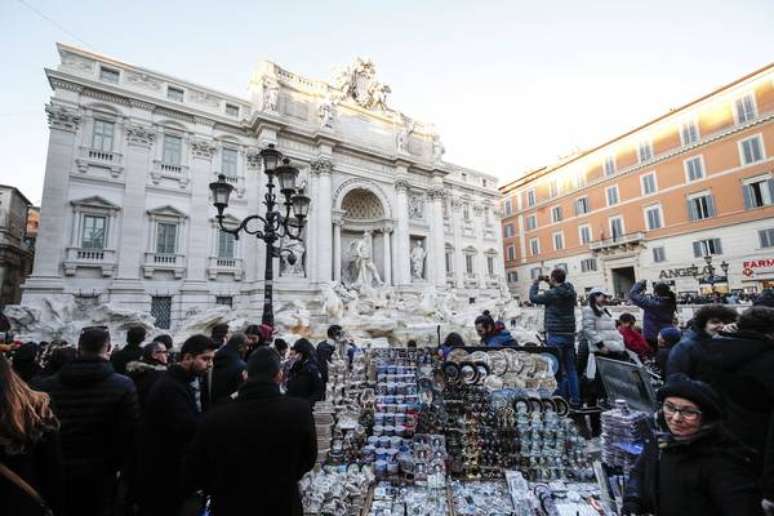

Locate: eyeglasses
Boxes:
[663,401,703,421]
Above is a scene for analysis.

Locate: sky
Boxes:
[1,0,773,205]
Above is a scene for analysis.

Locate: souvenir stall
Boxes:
[300,345,638,515]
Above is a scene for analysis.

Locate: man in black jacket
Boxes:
[139,334,215,516]
[110,325,147,375]
[316,324,340,389]
[35,326,140,516]
[690,306,774,508]
[210,333,248,403]
[529,267,579,406]
[183,346,317,516]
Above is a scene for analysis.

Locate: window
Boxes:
[681,120,699,145]
[606,185,619,206]
[445,249,453,273]
[739,135,764,165]
[610,217,624,240]
[693,238,723,257]
[653,246,666,263]
[744,176,774,209]
[581,258,597,272]
[684,156,704,182]
[530,267,542,280]
[507,271,518,283]
[638,141,653,162]
[92,120,114,152]
[218,230,235,259]
[735,94,756,124]
[504,199,512,216]
[687,192,716,221]
[465,254,474,274]
[526,214,537,231]
[162,135,182,166]
[221,148,238,179]
[641,172,657,195]
[506,245,516,261]
[81,215,107,249]
[551,206,563,223]
[482,179,488,188]
[759,229,774,248]
[579,224,591,245]
[487,256,495,276]
[225,104,240,117]
[604,156,616,177]
[574,172,587,189]
[156,222,178,254]
[526,190,536,207]
[216,296,233,307]
[151,297,172,329]
[575,197,590,215]
[503,223,515,238]
[463,203,470,220]
[553,232,564,251]
[99,66,119,84]
[549,179,559,198]
[644,205,663,230]
[167,86,184,102]
[529,238,540,256]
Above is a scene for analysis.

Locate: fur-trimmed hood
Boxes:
[126,360,167,375]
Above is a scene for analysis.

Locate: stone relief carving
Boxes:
[126,124,156,147]
[280,238,305,277]
[334,57,391,111]
[410,239,427,281]
[191,139,216,160]
[189,89,221,108]
[245,147,261,169]
[126,71,162,91]
[318,96,336,130]
[46,104,81,133]
[408,192,425,220]
[61,52,95,72]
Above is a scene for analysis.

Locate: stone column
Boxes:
[242,148,262,285]
[394,176,411,287]
[382,226,392,286]
[333,221,342,283]
[30,104,81,279]
[311,157,334,284]
[450,196,464,287]
[428,187,446,287]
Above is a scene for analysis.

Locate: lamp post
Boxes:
[209,144,311,326]
[704,254,717,293]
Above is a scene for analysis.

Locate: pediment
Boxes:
[70,196,120,211]
[147,205,188,219]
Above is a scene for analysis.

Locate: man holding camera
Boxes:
[529,268,580,407]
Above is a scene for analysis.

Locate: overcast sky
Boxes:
[1,0,772,204]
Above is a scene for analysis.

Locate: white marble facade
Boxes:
[23,45,505,328]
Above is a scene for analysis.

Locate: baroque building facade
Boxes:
[0,185,34,305]
[500,63,774,301]
[24,44,504,328]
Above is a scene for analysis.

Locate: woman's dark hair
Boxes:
[244,325,262,337]
[226,333,247,352]
[550,268,566,284]
[737,306,774,334]
[443,332,465,349]
[273,338,288,353]
[38,342,76,375]
[127,326,147,346]
[152,334,173,350]
[588,293,609,317]
[210,323,229,346]
[474,314,495,330]
[291,338,316,362]
[653,282,677,311]
[141,342,166,363]
[693,304,738,332]
[619,313,636,325]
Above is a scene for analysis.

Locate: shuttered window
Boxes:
[692,238,722,257]
[687,193,716,221]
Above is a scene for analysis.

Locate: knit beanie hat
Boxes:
[658,373,726,422]
[658,327,682,347]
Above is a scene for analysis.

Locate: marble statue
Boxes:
[408,193,424,220]
[334,57,391,110]
[432,133,445,162]
[348,231,382,288]
[319,96,335,129]
[397,120,414,154]
[263,81,279,112]
[281,238,305,276]
[410,240,427,281]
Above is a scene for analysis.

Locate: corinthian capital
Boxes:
[310,157,334,176]
[46,104,81,133]
[394,177,411,192]
[428,186,447,200]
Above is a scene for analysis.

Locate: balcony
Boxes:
[463,272,479,288]
[63,247,117,277]
[207,256,244,281]
[142,252,186,279]
[485,275,501,288]
[590,232,646,254]
[160,163,182,174]
[75,147,123,177]
[151,160,190,189]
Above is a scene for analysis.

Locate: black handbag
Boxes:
[0,462,54,516]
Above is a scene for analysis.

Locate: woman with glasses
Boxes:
[623,374,762,515]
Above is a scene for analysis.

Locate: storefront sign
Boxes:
[658,265,704,279]
[742,258,774,277]
[596,357,657,414]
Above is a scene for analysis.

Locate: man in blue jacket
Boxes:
[529,268,579,406]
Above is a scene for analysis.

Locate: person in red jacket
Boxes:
[618,313,652,361]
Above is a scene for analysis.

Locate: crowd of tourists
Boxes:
[1,270,773,515]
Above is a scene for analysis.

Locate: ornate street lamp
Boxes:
[209,144,310,326]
